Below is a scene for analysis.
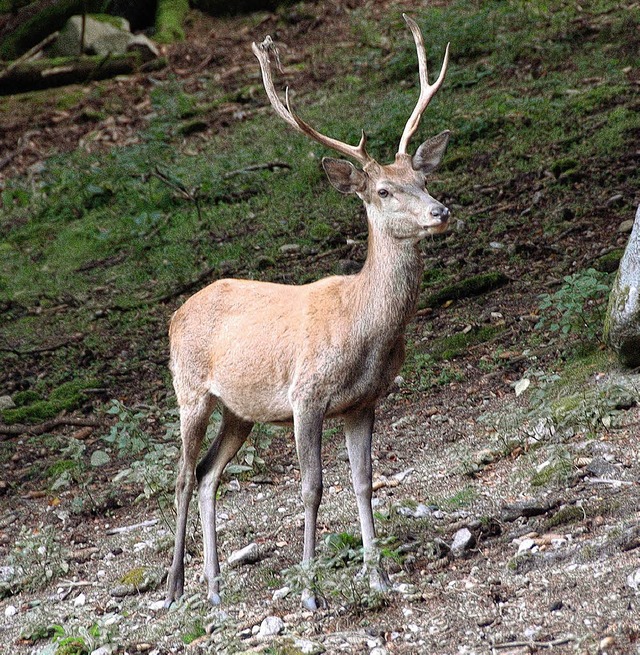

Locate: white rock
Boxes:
[626,568,640,591]
[227,542,260,568]
[4,605,17,618]
[74,592,86,606]
[518,538,537,554]
[0,395,15,410]
[272,586,290,601]
[258,615,285,638]
[370,648,389,655]
[149,599,166,611]
[293,638,325,654]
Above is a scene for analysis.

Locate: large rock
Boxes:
[605,205,640,367]
[51,15,158,61]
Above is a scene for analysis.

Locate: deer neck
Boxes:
[350,214,423,338]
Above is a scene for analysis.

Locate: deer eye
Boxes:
[377,189,390,198]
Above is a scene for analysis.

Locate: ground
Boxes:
[1,1,639,654]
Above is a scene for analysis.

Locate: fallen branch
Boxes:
[0,416,100,437]
[492,636,574,650]
[0,52,144,95]
[106,519,159,535]
[222,161,291,178]
[0,334,83,356]
[0,31,59,77]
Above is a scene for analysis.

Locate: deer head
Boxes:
[252,14,451,242]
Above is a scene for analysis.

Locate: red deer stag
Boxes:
[165,14,451,609]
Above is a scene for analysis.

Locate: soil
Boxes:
[1,2,640,655]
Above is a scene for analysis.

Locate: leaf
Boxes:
[225,464,252,475]
[514,378,531,396]
[90,449,111,467]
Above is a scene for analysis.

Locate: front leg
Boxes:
[293,409,325,610]
[344,406,389,593]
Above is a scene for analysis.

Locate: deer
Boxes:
[164,14,451,610]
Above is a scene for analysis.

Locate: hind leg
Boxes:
[165,394,216,607]
[197,406,254,604]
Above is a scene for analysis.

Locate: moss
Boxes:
[593,249,624,274]
[154,0,189,43]
[545,504,584,528]
[46,459,79,479]
[426,325,502,361]
[12,390,41,407]
[0,0,109,59]
[420,271,509,309]
[119,566,146,586]
[550,157,579,178]
[0,379,95,425]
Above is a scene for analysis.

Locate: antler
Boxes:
[252,36,373,167]
[397,14,450,156]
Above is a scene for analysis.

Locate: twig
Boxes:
[587,477,634,487]
[492,636,574,649]
[0,334,83,356]
[0,31,60,77]
[106,519,159,535]
[222,161,291,178]
[0,416,100,437]
[151,166,202,222]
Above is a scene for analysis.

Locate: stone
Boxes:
[227,542,260,568]
[501,499,551,522]
[4,604,17,617]
[618,219,635,233]
[293,638,325,654]
[52,15,158,61]
[626,568,640,591]
[279,243,301,254]
[272,586,290,601]
[0,395,15,410]
[451,527,475,557]
[605,205,640,366]
[258,615,285,638]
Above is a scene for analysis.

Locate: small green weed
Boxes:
[8,525,68,592]
[536,268,611,343]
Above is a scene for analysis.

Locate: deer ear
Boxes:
[322,157,368,194]
[412,130,451,175]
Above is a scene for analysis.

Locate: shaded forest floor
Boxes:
[1,1,639,654]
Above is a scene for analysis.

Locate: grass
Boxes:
[1,0,638,409]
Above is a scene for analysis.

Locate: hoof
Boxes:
[301,589,318,611]
[208,591,222,606]
[369,568,390,593]
[163,597,174,609]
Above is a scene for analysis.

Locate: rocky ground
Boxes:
[1,1,639,654]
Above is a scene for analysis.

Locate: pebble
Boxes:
[4,605,17,618]
[279,243,301,254]
[451,528,475,557]
[0,395,15,410]
[258,615,285,638]
[626,568,640,590]
[293,638,325,654]
[617,219,634,233]
[272,586,290,601]
[227,542,260,568]
[74,592,86,606]
[517,538,537,554]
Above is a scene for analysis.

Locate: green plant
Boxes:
[536,268,611,343]
[284,532,390,613]
[8,525,68,591]
[103,400,150,455]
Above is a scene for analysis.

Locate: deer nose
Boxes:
[430,205,450,222]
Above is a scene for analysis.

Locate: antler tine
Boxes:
[252,36,373,167]
[397,14,450,155]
